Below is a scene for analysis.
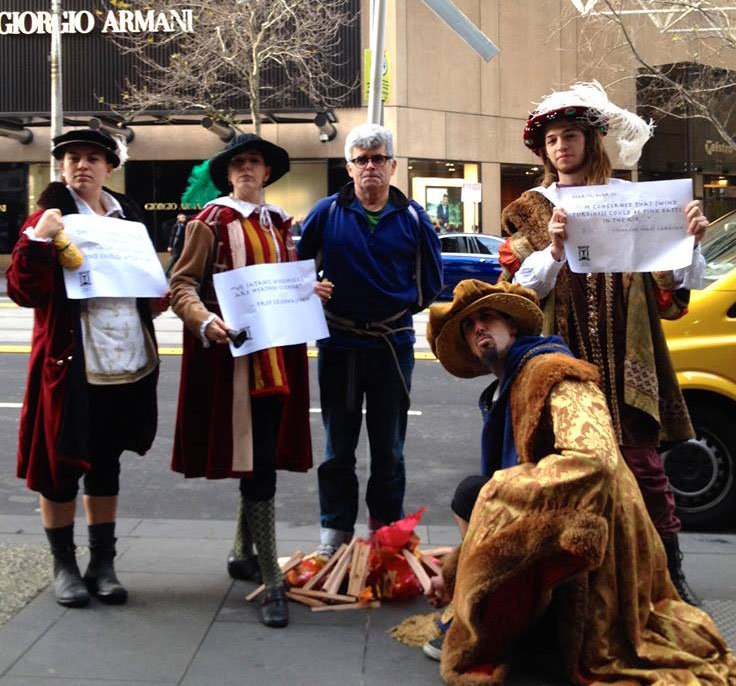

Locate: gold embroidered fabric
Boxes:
[441,376,736,686]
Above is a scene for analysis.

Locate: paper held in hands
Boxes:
[557,179,695,273]
[61,214,168,299]
[213,259,329,357]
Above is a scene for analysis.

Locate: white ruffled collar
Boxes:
[205,195,291,224]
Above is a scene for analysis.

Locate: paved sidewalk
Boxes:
[1,515,735,686]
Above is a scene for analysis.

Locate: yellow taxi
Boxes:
[662,210,736,529]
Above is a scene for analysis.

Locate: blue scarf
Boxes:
[480,335,573,476]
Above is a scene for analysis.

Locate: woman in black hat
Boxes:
[169,134,331,628]
[6,128,161,608]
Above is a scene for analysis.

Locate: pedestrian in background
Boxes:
[498,82,708,605]
[165,212,188,277]
[6,128,161,608]
[298,123,443,558]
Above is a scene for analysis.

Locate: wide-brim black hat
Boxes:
[209,133,290,193]
[52,129,121,168]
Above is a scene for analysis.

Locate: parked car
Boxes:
[661,210,736,529]
[437,232,504,300]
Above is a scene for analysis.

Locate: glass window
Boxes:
[475,234,503,255]
[408,159,481,233]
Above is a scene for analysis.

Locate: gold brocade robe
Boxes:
[440,354,736,686]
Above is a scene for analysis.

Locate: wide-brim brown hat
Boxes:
[209,133,290,193]
[427,279,543,378]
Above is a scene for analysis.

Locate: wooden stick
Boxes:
[244,551,304,602]
[348,542,371,597]
[402,549,432,594]
[285,591,325,608]
[323,539,356,595]
[311,600,380,612]
[303,543,348,590]
[417,546,455,558]
[348,543,363,596]
[420,555,442,577]
[289,588,356,603]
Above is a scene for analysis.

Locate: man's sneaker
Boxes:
[422,633,444,661]
[316,543,338,560]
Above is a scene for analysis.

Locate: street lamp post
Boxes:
[365,0,499,126]
[50,0,63,181]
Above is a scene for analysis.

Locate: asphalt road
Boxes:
[0,353,491,527]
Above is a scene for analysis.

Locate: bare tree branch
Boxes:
[107,0,359,135]
[559,0,736,152]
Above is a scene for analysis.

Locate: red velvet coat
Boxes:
[6,183,159,493]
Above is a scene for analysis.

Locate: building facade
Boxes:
[2,0,735,263]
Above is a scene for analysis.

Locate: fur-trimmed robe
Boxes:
[499,189,693,446]
[440,353,736,686]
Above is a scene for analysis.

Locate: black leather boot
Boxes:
[83,522,128,605]
[662,533,701,607]
[260,586,289,628]
[45,525,90,608]
[227,552,262,583]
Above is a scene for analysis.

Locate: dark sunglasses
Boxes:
[349,154,392,168]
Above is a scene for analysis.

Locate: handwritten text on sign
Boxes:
[557,179,694,273]
[213,260,328,357]
[61,214,167,299]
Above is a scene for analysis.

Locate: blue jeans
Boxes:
[317,345,414,543]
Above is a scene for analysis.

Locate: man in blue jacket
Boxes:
[299,123,442,556]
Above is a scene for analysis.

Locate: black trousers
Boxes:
[238,396,283,502]
[450,475,490,523]
[41,383,133,503]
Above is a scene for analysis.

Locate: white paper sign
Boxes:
[557,179,694,273]
[61,214,167,299]
[213,259,329,357]
[461,182,482,203]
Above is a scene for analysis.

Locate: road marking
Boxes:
[0,345,439,361]
[0,303,19,308]
[0,402,22,408]
[309,408,422,416]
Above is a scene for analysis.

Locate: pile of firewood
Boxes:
[245,539,453,612]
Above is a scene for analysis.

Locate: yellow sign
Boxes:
[363,49,390,102]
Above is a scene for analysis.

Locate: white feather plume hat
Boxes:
[523,81,654,167]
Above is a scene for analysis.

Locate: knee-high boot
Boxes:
[45,524,90,608]
[244,498,288,628]
[227,494,262,583]
[83,522,128,604]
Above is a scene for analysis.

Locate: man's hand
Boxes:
[314,279,334,303]
[548,207,567,261]
[685,200,708,246]
[426,571,450,608]
[204,314,231,344]
[34,208,64,240]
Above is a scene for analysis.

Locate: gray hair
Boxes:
[344,123,394,162]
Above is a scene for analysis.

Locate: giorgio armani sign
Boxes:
[0,9,194,35]
[0,0,360,118]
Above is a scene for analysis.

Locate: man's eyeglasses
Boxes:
[349,154,392,168]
